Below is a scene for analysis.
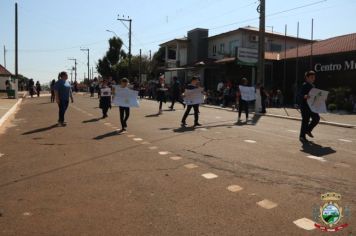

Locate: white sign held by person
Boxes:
[239,86,256,101]
[113,86,139,107]
[307,88,329,113]
[184,88,204,105]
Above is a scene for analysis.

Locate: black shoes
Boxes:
[306,132,314,138]
[194,123,202,127]
[299,137,309,143]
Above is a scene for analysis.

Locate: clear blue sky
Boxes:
[1,0,355,84]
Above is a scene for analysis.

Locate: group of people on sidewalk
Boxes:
[52,70,321,143]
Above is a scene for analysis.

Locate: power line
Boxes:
[133,0,328,47]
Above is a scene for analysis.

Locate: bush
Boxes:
[328,103,337,111]
[327,87,353,111]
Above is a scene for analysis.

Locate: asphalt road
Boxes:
[0,94,355,236]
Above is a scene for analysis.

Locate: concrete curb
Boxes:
[201,104,356,129]
[0,98,23,128]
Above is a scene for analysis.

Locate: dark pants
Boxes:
[58,100,69,123]
[159,101,163,110]
[170,96,184,109]
[51,90,55,103]
[261,98,267,113]
[182,104,199,124]
[300,106,320,138]
[119,106,130,129]
[238,100,249,119]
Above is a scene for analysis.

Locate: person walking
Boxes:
[113,78,131,132]
[54,72,74,126]
[237,78,249,123]
[156,75,168,114]
[299,71,320,143]
[99,79,112,119]
[50,79,56,103]
[181,76,202,127]
[28,79,35,98]
[169,76,185,110]
[35,81,42,97]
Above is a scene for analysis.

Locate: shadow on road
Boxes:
[173,126,195,133]
[300,141,336,157]
[145,114,160,118]
[22,124,58,135]
[82,118,102,123]
[94,131,122,140]
[234,114,262,126]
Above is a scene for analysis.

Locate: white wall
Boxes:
[0,76,11,90]
[179,47,187,66]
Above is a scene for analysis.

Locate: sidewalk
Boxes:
[202,104,356,128]
[0,92,26,128]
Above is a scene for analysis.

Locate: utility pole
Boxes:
[118,15,132,80]
[15,2,18,98]
[68,58,77,82]
[149,50,152,61]
[139,49,142,83]
[3,45,6,68]
[310,18,314,69]
[257,0,265,86]
[81,48,90,81]
[283,24,287,98]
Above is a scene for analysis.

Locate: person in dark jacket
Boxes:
[156,76,168,114]
[299,71,320,143]
[50,79,56,103]
[181,76,202,127]
[99,79,112,118]
[35,81,42,97]
[169,76,185,110]
[237,78,249,122]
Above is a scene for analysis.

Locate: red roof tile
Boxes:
[0,64,12,76]
[281,33,356,59]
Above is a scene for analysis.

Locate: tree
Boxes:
[96,37,126,79]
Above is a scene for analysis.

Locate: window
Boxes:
[270,43,282,52]
[219,43,225,54]
[229,40,239,56]
[212,45,217,55]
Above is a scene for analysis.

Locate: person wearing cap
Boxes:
[181,76,202,127]
[299,70,320,143]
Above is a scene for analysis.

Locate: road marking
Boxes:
[215,131,222,134]
[257,199,278,209]
[0,153,4,158]
[149,146,158,150]
[104,123,111,126]
[184,163,198,169]
[170,156,182,161]
[141,142,150,145]
[158,151,170,155]
[227,185,243,192]
[127,135,136,138]
[23,212,32,216]
[287,130,298,133]
[215,116,222,119]
[306,155,326,162]
[133,138,143,141]
[197,128,208,131]
[201,173,218,179]
[293,218,316,230]
[244,140,256,144]
[334,163,351,168]
[338,139,352,143]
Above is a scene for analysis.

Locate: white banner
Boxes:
[100,87,112,97]
[184,88,204,105]
[307,88,329,113]
[239,86,256,101]
[113,86,139,107]
[238,48,258,64]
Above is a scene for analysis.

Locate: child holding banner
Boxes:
[299,71,320,143]
[181,76,203,127]
[113,78,139,132]
[237,78,254,123]
[99,79,112,119]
